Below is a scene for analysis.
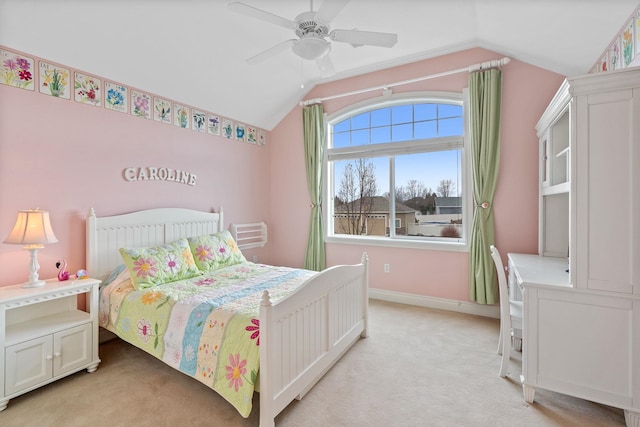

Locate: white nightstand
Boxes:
[0,278,101,411]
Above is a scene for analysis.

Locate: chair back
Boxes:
[490,245,510,325]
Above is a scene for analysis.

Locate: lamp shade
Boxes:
[292,37,331,61]
[4,209,58,247]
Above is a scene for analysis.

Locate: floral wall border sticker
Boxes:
[622,19,634,68]
[5,47,267,148]
[592,5,640,73]
[599,51,609,72]
[39,61,70,99]
[74,72,101,106]
[153,96,172,124]
[222,118,234,139]
[131,90,151,119]
[609,36,622,71]
[174,103,190,129]
[192,109,206,133]
[0,49,34,90]
[636,8,640,56]
[246,126,257,144]
[235,123,246,142]
[105,82,128,113]
[207,114,220,136]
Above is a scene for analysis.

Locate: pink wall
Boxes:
[0,45,564,304]
[0,48,272,287]
[270,48,564,302]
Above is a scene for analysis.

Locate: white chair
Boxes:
[490,245,523,377]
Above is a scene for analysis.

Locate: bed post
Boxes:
[361,252,369,338]
[259,290,275,427]
[86,208,97,278]
[218,206,224,232]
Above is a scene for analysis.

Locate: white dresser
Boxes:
[509,67,640,427]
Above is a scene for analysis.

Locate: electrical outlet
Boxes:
[384,263,390,273]
[253,255,258,263]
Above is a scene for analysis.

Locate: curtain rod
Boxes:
[300,57,511,106]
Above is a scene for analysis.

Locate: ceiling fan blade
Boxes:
[315,0,349,24]
[246,39,296,64]
[228,2,295,29]
[330,29,398,48]
[316,55,336,77]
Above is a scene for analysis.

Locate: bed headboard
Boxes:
[86,207,223,281]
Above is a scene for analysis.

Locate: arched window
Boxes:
[325,92,470,250]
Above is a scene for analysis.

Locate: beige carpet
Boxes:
[0,300,626,427]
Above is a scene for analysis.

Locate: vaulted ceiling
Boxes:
[1,0,637,130]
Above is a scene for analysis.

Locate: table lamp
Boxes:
[4,209,59,288]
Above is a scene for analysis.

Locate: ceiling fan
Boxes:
[228,0,398,76]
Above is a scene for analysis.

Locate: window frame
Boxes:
[323,91,472,252]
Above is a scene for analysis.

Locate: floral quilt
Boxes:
[99,262,315,417]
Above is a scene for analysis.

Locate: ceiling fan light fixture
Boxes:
[292,37,331,61]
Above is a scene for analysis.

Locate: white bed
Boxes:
[86,207,368,427]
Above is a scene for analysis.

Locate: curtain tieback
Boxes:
[477,202,490,209]
[310,203,322,208]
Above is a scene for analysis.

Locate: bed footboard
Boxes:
[259,254,368,427]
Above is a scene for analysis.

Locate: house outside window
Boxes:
[325,92,471,251]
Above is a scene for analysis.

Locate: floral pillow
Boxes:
[119,238,201,290]
[188,230,246,272]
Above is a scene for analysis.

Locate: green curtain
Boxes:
[302,103,326,271]
[468,69,502,304]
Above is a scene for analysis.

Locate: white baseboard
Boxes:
[369,288,500,319]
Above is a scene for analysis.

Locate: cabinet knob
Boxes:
[46,355,53,360]
[54,352,62,358]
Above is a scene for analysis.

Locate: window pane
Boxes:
[371,156,389,197]
[351,112,370,130]
[391,105,413,124]
[392,123,412,141]
[371,126,391,144]
[414,120,437,139]
[414,104,437,121]
[438,104,462,119]
[334,119,350,132]
[371,108,391,126]
[333,157,388,236]
[352,129,370,145]
[333,132,351,148]
[394,150,462,239]
[438,117,463,137]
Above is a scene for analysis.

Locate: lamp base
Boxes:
[22,280,46,288]
[22,246,46,288]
